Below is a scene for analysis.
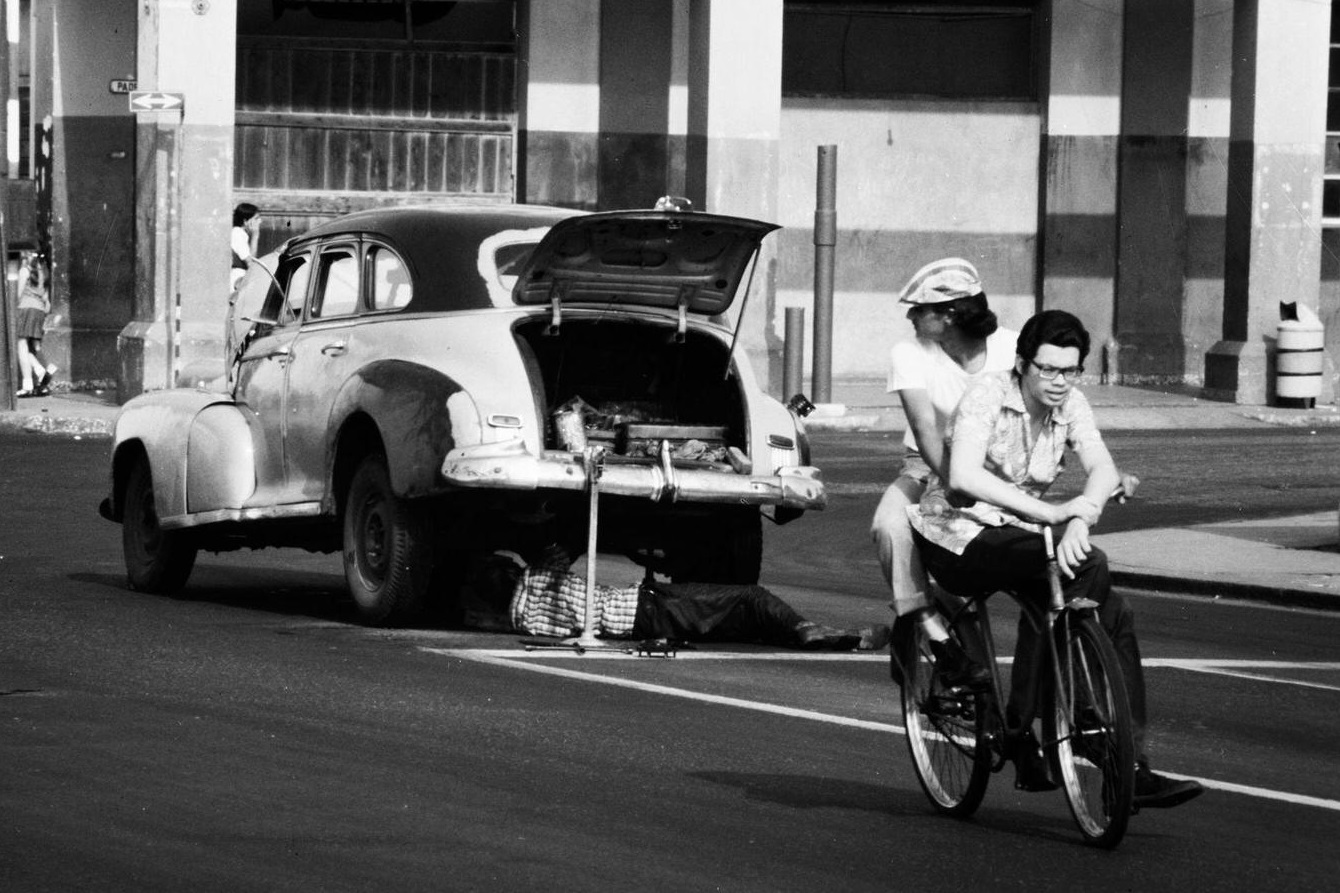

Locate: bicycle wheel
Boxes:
[1045,614,1136,848]
[900,622,991,817]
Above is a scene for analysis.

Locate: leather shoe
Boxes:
[856,623,892,651]
[1013,733,1059,792]
[1134,762,1204,809]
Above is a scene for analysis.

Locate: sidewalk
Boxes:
[3,383,1338,611]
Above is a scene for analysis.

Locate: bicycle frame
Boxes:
[930,528,1102,766]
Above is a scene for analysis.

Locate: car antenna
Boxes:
[722,240,762,381]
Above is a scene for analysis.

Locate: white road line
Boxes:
[429,647,1340,814]
[432,649,903,734]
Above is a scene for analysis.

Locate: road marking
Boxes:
[1145,658,1340,693]
[427,648,903,734]
[430,647,1340,814]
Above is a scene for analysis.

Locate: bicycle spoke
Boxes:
[1046,616,1135,848]
[900,625,992,817]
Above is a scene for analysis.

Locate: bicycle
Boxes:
[896,525,1136,848]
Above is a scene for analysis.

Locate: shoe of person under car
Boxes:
[794,621,844,649]
[1133,761,1204,809]
[928,637,991,688]
[856,623,892,651]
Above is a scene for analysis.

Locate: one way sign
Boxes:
[129,91,185,113]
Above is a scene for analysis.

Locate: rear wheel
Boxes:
[900,622,991,817]
[122,457,197,594]
[342,453,433,626]
[1045,614,1135,848]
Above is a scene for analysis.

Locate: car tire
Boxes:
[122,457,197,594]
[342,453,433,626]
[671,510,763,585]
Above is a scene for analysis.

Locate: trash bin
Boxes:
[1276,304,1325,408]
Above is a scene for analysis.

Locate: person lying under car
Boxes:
[460,544,890,651]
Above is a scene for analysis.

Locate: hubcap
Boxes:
[360,496,389,581]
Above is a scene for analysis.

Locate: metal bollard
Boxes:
[812,145,837,404]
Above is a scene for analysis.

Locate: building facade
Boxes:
[13,0,1338,405]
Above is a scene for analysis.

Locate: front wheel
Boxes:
[900,621,992,817]
[1045,613,1136,848]
[122,457,197,594]
[342,453,433,626]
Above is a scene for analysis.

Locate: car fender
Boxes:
[328,360,480,500]
[742,378,808,474]
[108,389,261,523]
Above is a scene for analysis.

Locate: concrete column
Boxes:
[42,0,138,388]
[684,0,782,390]
[123,0,237,397]
[597,0,679,210]
[1181,0,1234,386]
[1114,1,1193,384]
[1039,0,1122,361]
[1205,0,1330,404]
[516,0,600,209]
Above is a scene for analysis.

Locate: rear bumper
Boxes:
[441,439,825,509]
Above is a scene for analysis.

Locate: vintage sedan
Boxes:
[99,203,825,625]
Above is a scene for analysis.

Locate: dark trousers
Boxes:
[914,525,1149,762]
[633,582,807,646]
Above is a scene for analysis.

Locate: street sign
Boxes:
[129,91,185,113]
[109,79,137,94]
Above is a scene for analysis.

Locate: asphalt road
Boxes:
[2,430,1338,891]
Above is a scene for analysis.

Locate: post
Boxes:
[0,182,13,411]
[166,117,183,388]
[812,145,837,404]
[783,306,805,399]
[0,0,11,410]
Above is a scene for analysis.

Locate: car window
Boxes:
[310,247,359,319]
[369,245,412,311]
[280,256,311,323]
[250,251,309,326]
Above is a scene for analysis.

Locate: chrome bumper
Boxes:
[441,439,825,509]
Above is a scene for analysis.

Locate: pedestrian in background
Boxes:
[231,202,262,293]
[14,254,56,398]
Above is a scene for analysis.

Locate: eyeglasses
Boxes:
[1029,361,1084,381]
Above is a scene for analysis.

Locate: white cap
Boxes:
[898,257,983,305]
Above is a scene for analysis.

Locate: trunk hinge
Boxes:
[675,288,691,343]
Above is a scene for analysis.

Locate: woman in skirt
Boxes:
[15,256,56,397]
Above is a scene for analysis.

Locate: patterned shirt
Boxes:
[907,371,1106,555]
[509,547,641,638]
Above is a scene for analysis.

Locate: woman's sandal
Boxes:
[15,389,35,398]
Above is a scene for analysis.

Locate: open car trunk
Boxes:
[513,316,747,465]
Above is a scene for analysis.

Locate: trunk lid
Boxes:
[512,210,779,316]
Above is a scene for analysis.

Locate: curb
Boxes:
[1112,571,1340,612]
[0,412,113,438]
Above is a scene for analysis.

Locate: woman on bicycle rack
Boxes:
[907,309,1203,810]
[870,258,1017,685]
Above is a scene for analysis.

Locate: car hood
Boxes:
[512,210,779,315]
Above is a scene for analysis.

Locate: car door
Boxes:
[232,247,313,506]
[282,240,366,503]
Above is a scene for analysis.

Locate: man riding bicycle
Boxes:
[907,310,1203,810]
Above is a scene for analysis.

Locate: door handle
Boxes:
[321,340,347,356]
[263,344,292,363]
